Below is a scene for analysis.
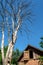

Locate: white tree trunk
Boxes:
[1,12,20,65]
[4,31,17,65]
[1,30,5,65]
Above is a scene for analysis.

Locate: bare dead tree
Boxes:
[0,0,33,65]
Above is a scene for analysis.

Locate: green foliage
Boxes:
[0,46,8,65]
[40,41,43,48]
[11,49,22,65]
[39,56,43,61]
[0,47,22,65]
[4,46,8,56]
[0,49,2,65]
[39,37,43,65]
[40,37,43,48]
[39,56,43,65]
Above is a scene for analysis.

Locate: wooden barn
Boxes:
[17,45,43,65]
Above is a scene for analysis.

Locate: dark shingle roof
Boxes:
[17,44,43,62]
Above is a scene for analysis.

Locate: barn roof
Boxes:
[17,44,43,62]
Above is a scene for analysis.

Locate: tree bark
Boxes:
[4,32,17,65]
[1,30,5,65]
[5,15,21,65]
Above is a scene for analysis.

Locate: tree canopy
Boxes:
[0,0,32,35]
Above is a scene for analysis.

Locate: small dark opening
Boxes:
[29,50,33,59]
[8,61,10,63]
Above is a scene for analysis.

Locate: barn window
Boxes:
[29,50,33,59]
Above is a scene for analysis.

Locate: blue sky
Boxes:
[0,0,43,51]
[14,0,43,51]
